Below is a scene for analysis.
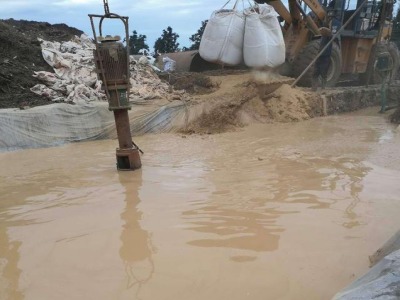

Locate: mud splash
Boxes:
[1,108,400,300]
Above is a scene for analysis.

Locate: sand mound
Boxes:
[264,84,321,122]
[184,82,259,134]
[181,73,322,134]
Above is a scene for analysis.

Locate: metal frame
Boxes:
[88,13,130,101]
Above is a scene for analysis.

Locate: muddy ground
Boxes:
[0,19,82,108]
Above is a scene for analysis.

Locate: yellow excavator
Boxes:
[257,0,398,86]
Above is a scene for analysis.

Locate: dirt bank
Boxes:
[0,19,83,108]
[182,72,322,134]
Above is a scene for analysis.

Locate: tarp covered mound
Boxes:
[0,99,196,151]
[30,34,188,103]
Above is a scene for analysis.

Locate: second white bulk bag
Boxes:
[199,0,245,66]
[243,4,285,68]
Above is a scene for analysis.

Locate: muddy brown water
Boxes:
[1,108,400,300]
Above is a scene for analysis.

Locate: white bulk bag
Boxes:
[243,4,285,68]
[199,0,245,66]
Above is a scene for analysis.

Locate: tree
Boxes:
[154,26,180,53]
[189,20,208,50]
[128,30,149,55]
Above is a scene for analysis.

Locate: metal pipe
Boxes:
[113,110,133,149]
[379,78,387,113]
[365,0,388,85]
[89,15,111,100]
[291,0,369,87]
[103,0,110,15]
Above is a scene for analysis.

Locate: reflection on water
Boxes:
[0,227,23,300]
[118,172,155,298]
[184,205,284,252]
[183,154,371,256]
[272,155,371,228]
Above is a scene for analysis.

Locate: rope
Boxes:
[221,0,242,10]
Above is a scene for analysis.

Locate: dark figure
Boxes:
[313,28,333,90]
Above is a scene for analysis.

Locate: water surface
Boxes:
[1,109,400,299]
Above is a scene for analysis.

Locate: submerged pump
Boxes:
[89,1,141,170]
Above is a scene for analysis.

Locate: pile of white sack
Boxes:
[31,34,187,103]
[199,1,285,69]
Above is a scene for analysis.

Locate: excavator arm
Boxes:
[255,0,326,22]
[256,0,326,32]
[255,0,328,62]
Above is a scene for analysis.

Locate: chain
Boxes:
[103,0,110,14]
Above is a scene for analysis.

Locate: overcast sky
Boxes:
[3,0,390,52]
[0,0,226,51]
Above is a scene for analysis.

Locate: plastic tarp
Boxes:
[0,34,198,151]
[243,4,285,68]
[369,230,400,266]
[333,249,400,299]
[0,98,206,152]
[199,0,245,66]
[0,103,112,151]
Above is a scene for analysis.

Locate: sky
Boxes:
[0,0,224,51]
[2,0,393,52]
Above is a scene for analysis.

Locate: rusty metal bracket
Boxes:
[88,12,130,100]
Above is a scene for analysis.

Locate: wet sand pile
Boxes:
[184,81,259,134]
[263,84,322,122]
[182,72,322,134]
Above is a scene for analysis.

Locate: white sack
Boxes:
[30,84,64,101]
[199,2,245,66]
[163,56,176,72]
[31,35,188,103]
[243,4,285,68]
